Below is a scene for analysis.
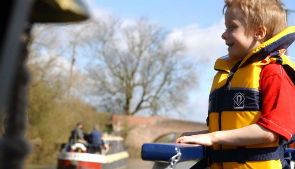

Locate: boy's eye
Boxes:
[226,25,236,31]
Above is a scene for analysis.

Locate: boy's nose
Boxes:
[221,31,227,40]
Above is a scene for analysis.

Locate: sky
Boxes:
[84,0,295,123]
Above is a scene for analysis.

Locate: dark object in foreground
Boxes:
[0,0,89,169]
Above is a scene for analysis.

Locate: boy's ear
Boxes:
[254,26,267,42]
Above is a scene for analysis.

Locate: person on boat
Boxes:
[88,125,103,153]
[69,122,88,145]
[176,0,295,169]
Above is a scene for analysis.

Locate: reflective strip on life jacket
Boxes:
[209,88,261,113]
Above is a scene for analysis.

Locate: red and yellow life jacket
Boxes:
[208,26,295,169]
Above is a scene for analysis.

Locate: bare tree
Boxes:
[87,18,197,116]
[27,18,198,117]
[28,23,93,98]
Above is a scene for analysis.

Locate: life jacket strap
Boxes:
[208,146,284,164]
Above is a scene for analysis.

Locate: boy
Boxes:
[176,0,295,169]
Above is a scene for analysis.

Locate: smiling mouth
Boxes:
[226,42,234,47]
[226,43,234,50]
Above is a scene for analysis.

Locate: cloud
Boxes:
[29,49,72,77]
[84,0,114,22]
[165,20,227,122]
[168,19,227,63]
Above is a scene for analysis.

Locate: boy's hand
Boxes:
[175,133,213,146]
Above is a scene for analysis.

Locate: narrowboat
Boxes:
[57,135,129,169]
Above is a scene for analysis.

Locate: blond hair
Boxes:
[224,0,287,41]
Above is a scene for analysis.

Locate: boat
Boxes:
[57,135,129,169]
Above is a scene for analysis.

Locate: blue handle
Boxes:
[141,143,295,162]
[141,143,204,162]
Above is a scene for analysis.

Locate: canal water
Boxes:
[25,158,197,169]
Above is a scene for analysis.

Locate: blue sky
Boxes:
[84,0,295,122]
[90,0,295,28]
[91,1,225,28]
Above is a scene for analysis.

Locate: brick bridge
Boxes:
[112,115,207,153]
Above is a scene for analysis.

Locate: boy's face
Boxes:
[222,5,261,59]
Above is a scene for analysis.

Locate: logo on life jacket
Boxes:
[233,92,245,109]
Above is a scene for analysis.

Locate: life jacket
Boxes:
[206,26,295,169]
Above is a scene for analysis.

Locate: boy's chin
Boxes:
[228,54,243,60]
